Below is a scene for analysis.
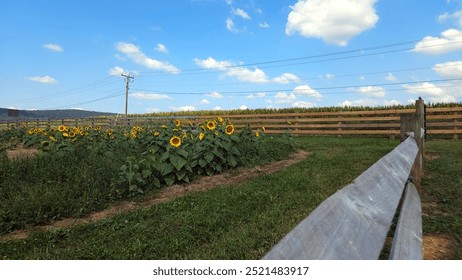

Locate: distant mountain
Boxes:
[0,108,117,120]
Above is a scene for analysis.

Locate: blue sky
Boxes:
[1,0,462,114]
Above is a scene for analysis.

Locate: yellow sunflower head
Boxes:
[207,121,216,131]
[199,132,205,141]
[174,119,181,127]
[255,131,260,138]
[58,125,66,132]
[217,117,223,124]
[169,136,181,148]
[225,124,235,135]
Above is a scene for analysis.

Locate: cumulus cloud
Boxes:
[354,86,386,97]
[385,73,397,81]
[286,0,379,46]
[116,42,179,74]
[273,73,300,84]
[200,99,210,104]
[259,22,270,28]
[403,82,457,103]
[438,10,462,26]
[171,105,196,112]
[292,101,315,108]
[433,61,462,78]
[28,75,58,84]
[108,66,129,76]
[155,43,168,54]
[247,92,266,99]
[339,99,401,107]
[43,43,64,52]
[293,85,322,99]
[226,18,237,32]
[131,92,171,100]
[233,8,251,19]
[274,92,297,104]
[412,29,462,55]
[239,105,248,110]
[207,91,224,98]
[194,57,269,83]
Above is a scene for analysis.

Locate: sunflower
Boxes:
[174,119,181,127]
[42,141,50,147]
[207,121,216,131]
[153,131,160,137]
[169,136,181,148]
[225,124,235,135]
[255,131,260,138]
[217,117,223,124]
[199,132,205,141]
[69,131,76,138]
[58,125,66,132]
[62,132,69,138]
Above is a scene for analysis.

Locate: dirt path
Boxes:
[0,149,312,242]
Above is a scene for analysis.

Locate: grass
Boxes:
[0,137,401,259]
[421,140,462,259]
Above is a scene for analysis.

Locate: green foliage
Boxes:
[0,117,294,235]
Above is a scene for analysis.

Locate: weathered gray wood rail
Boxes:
[263,135,423,260]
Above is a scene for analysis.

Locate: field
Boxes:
[0,120,460,259]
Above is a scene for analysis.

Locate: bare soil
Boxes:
[6,145,39,160]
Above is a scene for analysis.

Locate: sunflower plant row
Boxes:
[2,117,265,197]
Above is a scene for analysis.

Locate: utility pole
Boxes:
[121,73,134,116]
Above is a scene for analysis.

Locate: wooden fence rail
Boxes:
[263,134,422,260]
[1,104,461,138]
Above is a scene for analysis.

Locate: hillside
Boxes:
[0,108,116,120]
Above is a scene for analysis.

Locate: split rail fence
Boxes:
[263,107,425,260]
[1,102,461,139]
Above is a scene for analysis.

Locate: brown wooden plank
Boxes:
[389,182,422,260]
[426,114,462,120]
[426,107,462,113]
[426,129,462,134]
[263,136,418,260]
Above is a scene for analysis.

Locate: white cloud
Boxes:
[273,73,300,84]
[385,73,397,81]
[108,66,129,76]
[355,86,386,97]
[43,43,63,52]
[324,73,335,80]
[200,99,210,104]
[247,92,266,99]
[146,108,160,113]
[194,57,269,83]
[438,10,462,26]
[339,99,401,107]
[403,82,457,103]
[171,105,196,112]
[292,101,315,108]
[233,8,251,19]
[239,105,248,110]
[286,0,379,46]
[293,85,322,99]
[412,29,462,55]
[28,76,58,84]
[403,82,444,97]
[213,106,223,111]
[207,91,224,98]
[259,22,270,28]
[155,43,168,54]
[274,92,297,104]
[116,42,180,74]
[433,61,462,78]
[131,92,171,100]
[226,18,237,32]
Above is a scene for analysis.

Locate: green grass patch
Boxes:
[0,137,400,259]
[421,140,462,259]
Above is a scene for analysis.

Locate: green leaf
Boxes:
[204,152,214,163]
[152,177,161,189]
[160,164,174,176]
[142,169,152,179]
[177,149,188,158]
[164,174,175,187]
[170,154,187,171]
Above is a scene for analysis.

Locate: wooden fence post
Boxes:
[400,102,424,193]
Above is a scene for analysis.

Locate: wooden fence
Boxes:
[263,127,423,260]
[1,102,461,139]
